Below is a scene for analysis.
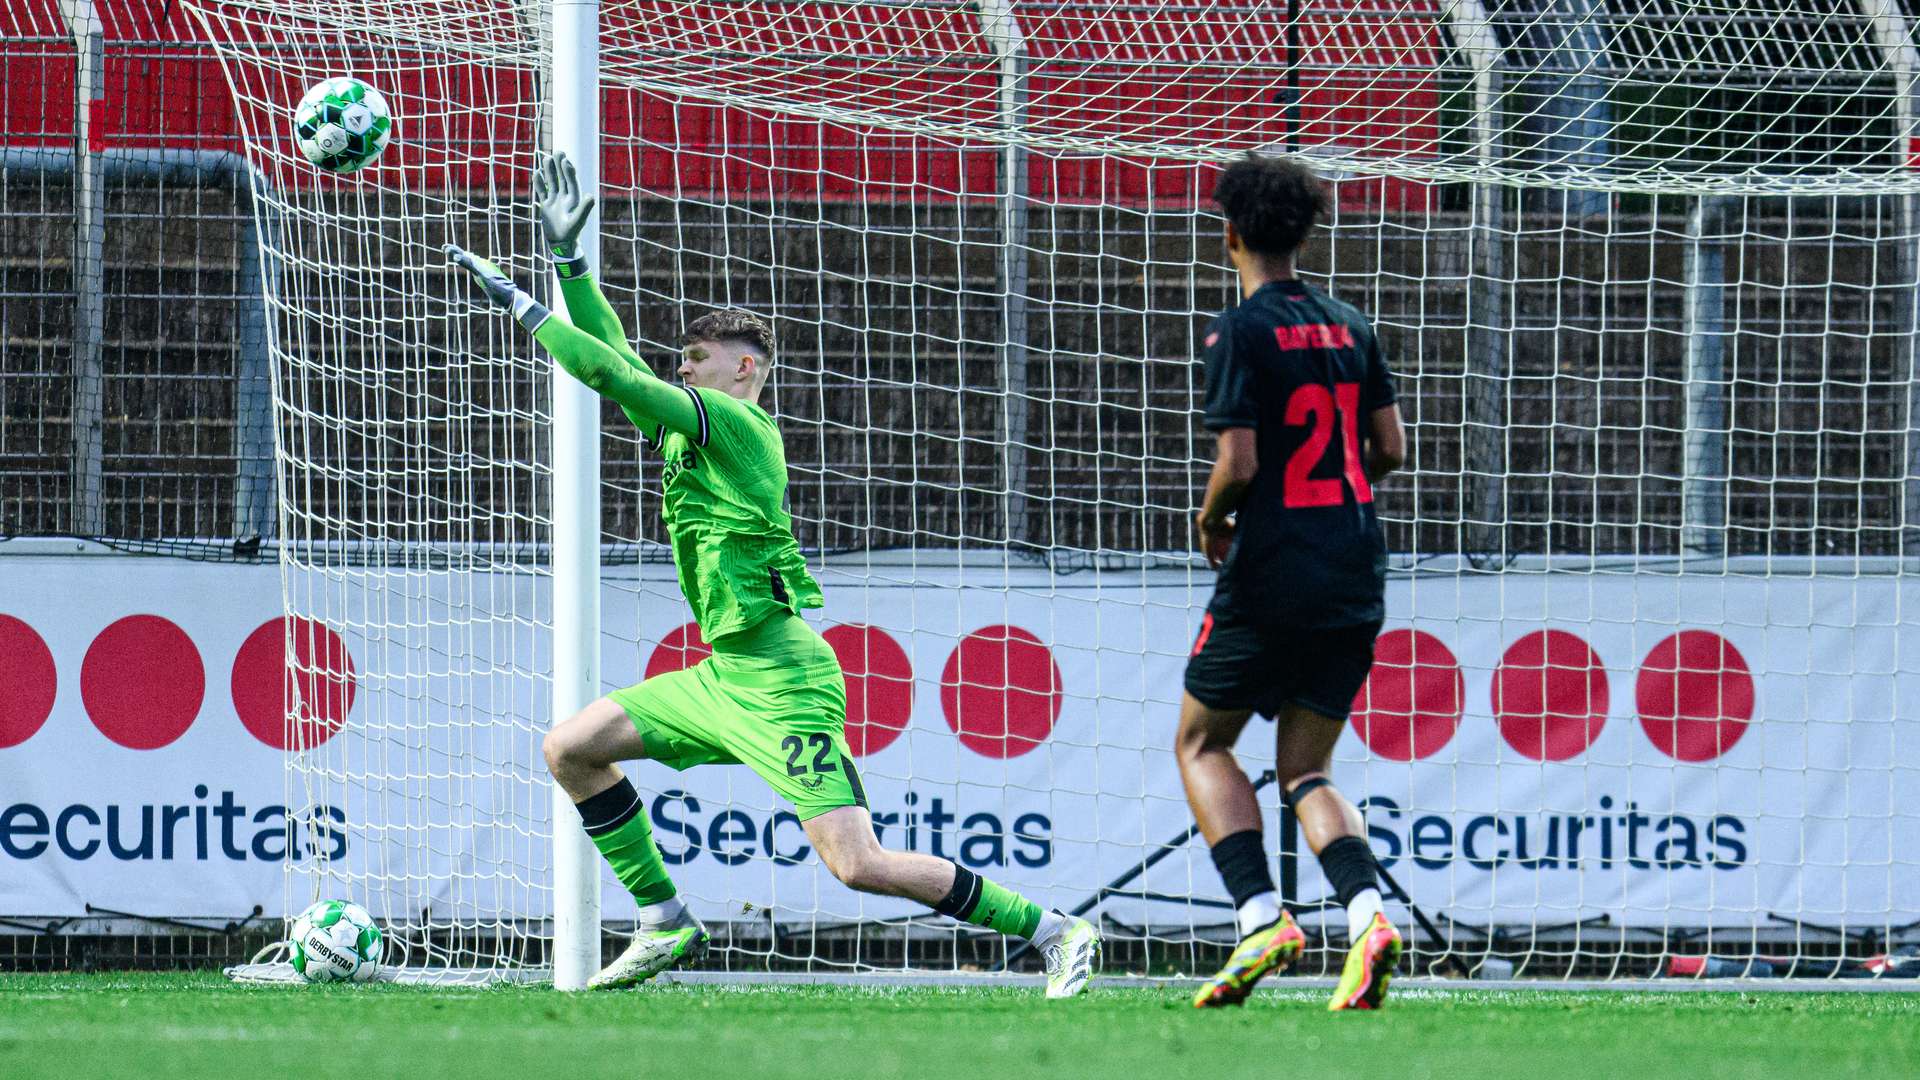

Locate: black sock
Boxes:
[1316,835,1379,907]
[575,776,643,836]
[932,864,983,920]
[1209,830,1276,908]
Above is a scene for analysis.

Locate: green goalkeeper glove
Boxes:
[534,152,596,278]
[445,243,549,331]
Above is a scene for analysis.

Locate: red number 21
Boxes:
[1281,382,1373,508]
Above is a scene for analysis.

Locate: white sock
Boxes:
[1236,891,1282,937]
[1346,888,1383,940]
[636,896,691,930]
[1031,909,1068,946]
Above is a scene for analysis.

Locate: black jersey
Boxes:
[1201,279,1396,630]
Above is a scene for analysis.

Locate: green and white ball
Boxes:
[293,77,393,174]
[290,899,383,983]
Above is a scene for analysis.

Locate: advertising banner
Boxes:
[2,554,1914,932]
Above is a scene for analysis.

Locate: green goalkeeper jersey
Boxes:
[640,385,823,642]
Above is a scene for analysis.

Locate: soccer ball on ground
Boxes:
[290,899,383,983]
[294,77,393,174]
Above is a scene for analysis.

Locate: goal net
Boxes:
[184,0,1920,982]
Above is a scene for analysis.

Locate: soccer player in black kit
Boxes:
[1178,155,1407,1010]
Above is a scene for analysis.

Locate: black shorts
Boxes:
[1183,611,1382,722]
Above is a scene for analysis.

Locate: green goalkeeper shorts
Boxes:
[610,614,866,820]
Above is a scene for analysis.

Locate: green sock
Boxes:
[933,865,1044,939]
[576,778,676,905]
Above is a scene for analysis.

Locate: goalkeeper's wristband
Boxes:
[510,292,551,333]
[551,248,589,281]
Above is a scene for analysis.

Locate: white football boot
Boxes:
[1038,914,1101,999]
[586,916,708,990]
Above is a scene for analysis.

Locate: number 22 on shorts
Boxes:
[781,732,838,776]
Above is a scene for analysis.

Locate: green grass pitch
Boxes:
[1,972,1915,1080]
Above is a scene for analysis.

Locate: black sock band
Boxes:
[1209,829,1276,908]
[1283,775,1332,810]
[932,863,983,920]
[575,777,644,838]
[1317,835,1379,907]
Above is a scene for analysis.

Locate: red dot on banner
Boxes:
[0,615,57,749]
[939,625,1062,759]
[645,622,711,679]
[1492,629,1609,762]
[232,617,358,750]
[824,624,914,757]
[82,615,205,750]
[1349,629,1464,761]
[1637,630,1755,762]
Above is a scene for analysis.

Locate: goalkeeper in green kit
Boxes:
[446,153,1099,996]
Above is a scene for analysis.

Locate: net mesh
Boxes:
[178,0,1920,980]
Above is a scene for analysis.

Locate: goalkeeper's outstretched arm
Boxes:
[528,152,676,435]
[445,244,701,440]
[552,264,667,436]
[535,153,636,363]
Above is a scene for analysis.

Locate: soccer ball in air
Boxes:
[293,77,393,174]
[290,899,383,983]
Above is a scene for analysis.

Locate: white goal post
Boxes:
[548,0,604,995]
[183,0,1920,985]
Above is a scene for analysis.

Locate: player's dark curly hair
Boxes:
[1212,154,1328,258]
[684,308,775,361]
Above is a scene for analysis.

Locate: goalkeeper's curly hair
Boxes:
[1213,154,1329,258]
[684,308,775,361]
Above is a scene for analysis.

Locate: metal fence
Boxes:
[1,2,273,556]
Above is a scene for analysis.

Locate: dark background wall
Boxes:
[5,1,1916,562]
